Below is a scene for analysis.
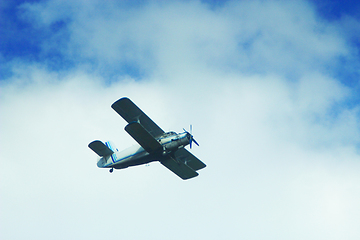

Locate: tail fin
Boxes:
[88,140,114,157]
[104,141,118,152]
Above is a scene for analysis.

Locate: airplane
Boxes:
[88,97,206,180]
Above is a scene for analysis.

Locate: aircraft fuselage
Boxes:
[97,132,190,169]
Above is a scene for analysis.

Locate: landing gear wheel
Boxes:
[109,168,114,173]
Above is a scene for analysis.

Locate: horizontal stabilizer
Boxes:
[161,157,199,180]
[88,140,114,157]
[125,122,162,153]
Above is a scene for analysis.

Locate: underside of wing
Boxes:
[161,156,199,180]
[174,148,206,171]
[111,97,164,138]
[88,140,114,157]
[125,122,162,153]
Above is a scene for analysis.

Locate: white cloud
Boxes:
[2,0,360,239]
[17,0,349,77]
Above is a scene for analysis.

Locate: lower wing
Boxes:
[160,148,206,180]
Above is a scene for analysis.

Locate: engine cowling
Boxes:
[163,133,190,151]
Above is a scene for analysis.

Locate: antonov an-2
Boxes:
[88,97,206,180]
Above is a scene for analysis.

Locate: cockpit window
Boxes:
[158,131,177,139]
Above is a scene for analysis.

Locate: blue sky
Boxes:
[2,0,360,83]
[2,1,360,239]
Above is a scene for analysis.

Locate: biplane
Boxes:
[88,97,206,180]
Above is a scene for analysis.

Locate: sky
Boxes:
[1,0,360,239]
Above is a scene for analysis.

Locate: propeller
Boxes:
[183,125,199,149]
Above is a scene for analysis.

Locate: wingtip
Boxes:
[111,97,132,109]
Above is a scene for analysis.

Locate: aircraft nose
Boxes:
[186,133,191,140]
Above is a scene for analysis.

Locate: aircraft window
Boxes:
[159,132,177,138]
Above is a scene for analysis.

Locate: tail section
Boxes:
[88,140,114,157]
[104,141,118,153]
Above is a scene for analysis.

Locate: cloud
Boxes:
[13,0,350,78]
[1,0,360,239]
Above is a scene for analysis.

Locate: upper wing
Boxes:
[125,122,162,153]
[111,97,164,138]
[174,148,206,171]
[88,140,114,157]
